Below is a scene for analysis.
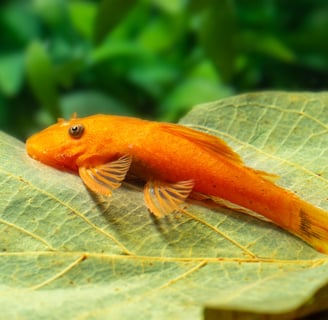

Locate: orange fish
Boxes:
[26,114,328,253]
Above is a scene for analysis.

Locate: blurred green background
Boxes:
[0,0,327,140]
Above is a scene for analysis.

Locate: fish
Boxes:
[26,114,328,253]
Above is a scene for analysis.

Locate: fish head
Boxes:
[26,114,112,172]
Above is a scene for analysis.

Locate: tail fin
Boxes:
[295,200,328,254]
[206,193,328,253]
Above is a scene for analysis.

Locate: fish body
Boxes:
[26,114,328,253]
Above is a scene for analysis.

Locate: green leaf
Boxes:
[160,60,233,121]
[25,41,60,119]
[240,31,295,62]
[34,0,68,29]
[152,0,185,14]
[68,1,97,40]
[191,0,237,82]
[60,90,132,118]
[0,53,24,96]
[1,92,328,319]
[93,0,137,46]
[1,3,40,45]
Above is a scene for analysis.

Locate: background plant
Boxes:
[0,0,327,139]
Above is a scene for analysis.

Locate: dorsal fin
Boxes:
[160,123,243,164]
[159,123,280,183]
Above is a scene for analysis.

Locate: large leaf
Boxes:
[0,92,328,319]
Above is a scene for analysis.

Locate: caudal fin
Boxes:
[207,193,328,254]
[295,200,328,254]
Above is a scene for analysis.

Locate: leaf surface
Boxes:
[1,92,328,319]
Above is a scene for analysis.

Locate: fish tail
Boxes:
[294,200,328,254]
[207,193,328,253]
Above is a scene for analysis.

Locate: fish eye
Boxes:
[68,124,84,139]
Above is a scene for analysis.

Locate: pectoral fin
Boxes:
[144,180,194,218]
[79,155,132,196]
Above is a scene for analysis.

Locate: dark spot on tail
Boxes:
[300,209,321,239]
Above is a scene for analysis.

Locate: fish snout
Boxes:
[26,135,57,167]
[26,135,41,160]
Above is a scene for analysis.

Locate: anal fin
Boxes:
[193,192,272,223]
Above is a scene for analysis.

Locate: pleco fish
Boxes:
[26,114,328,253]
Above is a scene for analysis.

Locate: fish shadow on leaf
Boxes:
[85,181,196,249]
[85,179,295,258]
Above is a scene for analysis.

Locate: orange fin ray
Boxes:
[144,180,194,218]
[253,169,279,183]
[160,123,242,164]
[161,124,281,183]
[294,200,328,253]
[78,155,132,196]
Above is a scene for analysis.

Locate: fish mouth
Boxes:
[26,136,40,160]
[26,138,52,165]
[26,136,80,172]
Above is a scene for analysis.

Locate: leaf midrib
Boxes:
[1,251,327,266]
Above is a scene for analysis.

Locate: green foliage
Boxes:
[26,41,61,118]
[0,92,328,319]
[0,0,327,139]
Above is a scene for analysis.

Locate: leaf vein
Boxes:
[0,168,134,256]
